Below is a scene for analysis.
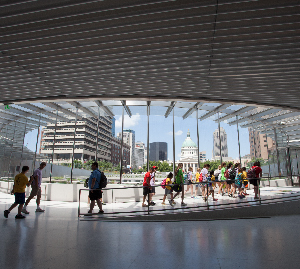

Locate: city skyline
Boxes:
[24,114,250,163]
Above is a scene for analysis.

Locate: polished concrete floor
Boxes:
[1,191,300,269]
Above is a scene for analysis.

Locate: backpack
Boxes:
[224,169,229,179]
[161,178,167,189]
[247,167,256,180]
[98,171,107,189]
[199,173,203,182]
[184,173,188,183]
[229,169,236,180]
[236,173,242,185]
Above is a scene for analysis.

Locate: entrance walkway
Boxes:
[1,188,299,269]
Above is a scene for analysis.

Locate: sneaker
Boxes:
[142,204,148,207]
[169,200,174,206]
[150,202,156,206]
[238,195,244,199]
[4,210,9,218]
[213,198,218,201]
[98,210,104,214]
[21,208,30,214]
[15,214,26,219]
[229,194,232,197]
[35,208,45,212]
[191,196,195,198]
[102,202,106,205]
[161,202,166,205]
[172,201,176,205]
[254,197,260,200]
[181,202,187,206]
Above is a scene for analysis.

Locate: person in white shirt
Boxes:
[201,163,210,201]
[184,167,194,198]
[149,166,158,205]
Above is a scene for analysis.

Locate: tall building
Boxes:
[111,137,130,167]
[249,129,275,160]
[117,129,136,168]
[40,116,112,163]
[199,151,207,162]
[111,117,116,137]
[135,141,145,168]
[213,127,228,159]
[149,142,168,161]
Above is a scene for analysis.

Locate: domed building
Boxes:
[179,130,206,172]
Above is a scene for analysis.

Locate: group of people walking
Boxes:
[142,161,263,207]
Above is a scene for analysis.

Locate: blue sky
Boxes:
[25,113,250,161]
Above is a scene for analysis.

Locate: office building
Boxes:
[149,142,168,161]
[117,129,136,168]
[212,127,228,159]
[40,117,112,163]
[249,129,275,160]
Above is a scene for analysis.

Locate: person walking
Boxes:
[184,167,194,198]
[162,172,175,206]
[218,162,227,196]
[142,167,154,207]
[4,166,35,219]
[201,163,210,201]
[173,163,186,206]
[22,162,47,214]
[149,166,158,205]
[88,162,103,214]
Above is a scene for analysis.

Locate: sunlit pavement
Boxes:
[1,187,300,269]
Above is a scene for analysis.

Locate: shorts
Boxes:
[187,180,192,185]
[143,186,151,196]
[226,180,232,185]
[243,180,248,188]
[250,178,260,186]
[165,188,172,195]
[172,184,182,193]
[15,193,25,204]
[151,186,156,194]
[89,190,102,201]
[30,184,41,197]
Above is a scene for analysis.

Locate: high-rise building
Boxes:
[111,117,116,137]
[199,151,207,162]
[149,142,168,161]
[40,116,112,164]
[135,141,145,168]
[117,129,136,168]
[111,137,130,167]
[213,127,228,159]
[249,128,275,160]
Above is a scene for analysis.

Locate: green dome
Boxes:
[181,130,197,148]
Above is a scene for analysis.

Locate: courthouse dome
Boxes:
[181,130,197,148]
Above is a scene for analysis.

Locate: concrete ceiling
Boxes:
[0,0,299,110]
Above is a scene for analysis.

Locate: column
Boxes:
[120,105,124,184]
[95,106,100,161]
[71,107,78,183]
[236,115,241,164]
[147,101,150,172]
[19,117,28,173]
[172,108,176,176]
[7,121,17,180]
[264,128,271,179]
[50,108,59,183]
[274,128,281,177]
[218,112,222,165]
[196,106,200,171]
[32,112,42,175]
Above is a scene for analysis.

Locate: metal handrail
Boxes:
[78,178,300,217]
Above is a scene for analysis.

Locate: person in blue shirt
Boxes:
[88,162,103,214]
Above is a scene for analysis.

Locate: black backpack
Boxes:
[229,169,236,180]
[98,171,107,189]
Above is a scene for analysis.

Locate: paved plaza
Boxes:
[1,187,300,269]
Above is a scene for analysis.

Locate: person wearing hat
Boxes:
[149,166,158,205]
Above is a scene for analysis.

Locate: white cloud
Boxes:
[168,130,183,136]
[115,113,141,129]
